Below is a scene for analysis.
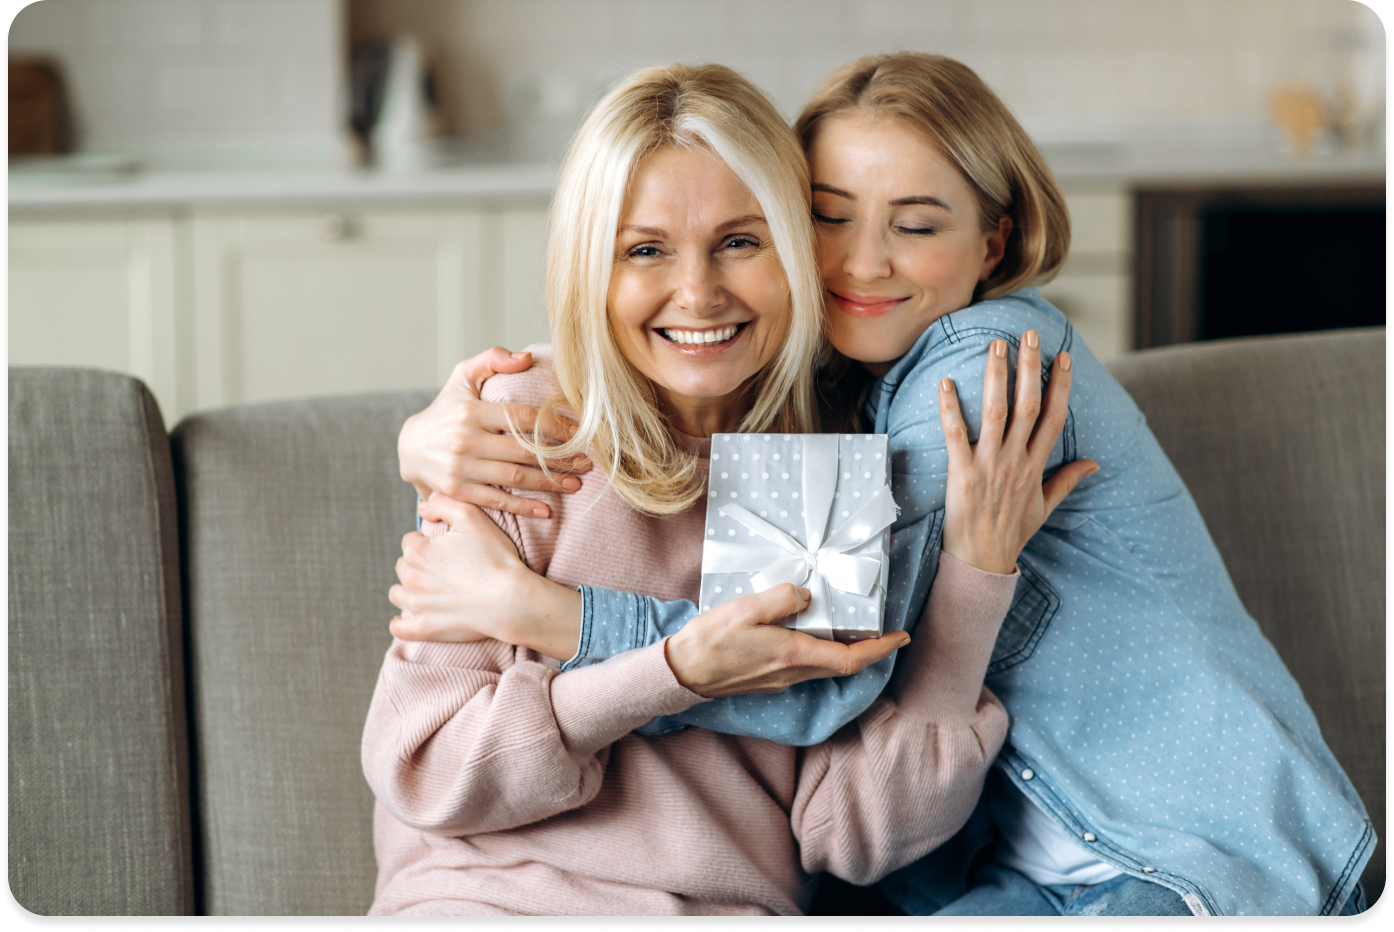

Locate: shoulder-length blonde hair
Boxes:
[795,53,1070,300]
[525,63,824,516]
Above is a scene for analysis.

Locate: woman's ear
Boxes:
[978,215,1013,282]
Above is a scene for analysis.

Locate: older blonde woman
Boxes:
[363,63,1079,916]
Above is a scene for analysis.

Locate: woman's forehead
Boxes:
[620,145,763,229]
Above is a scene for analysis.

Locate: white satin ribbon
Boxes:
[701,435,896,637]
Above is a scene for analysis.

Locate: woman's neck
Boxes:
[659,385,752,438]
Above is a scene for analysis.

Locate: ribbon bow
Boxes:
[701,435,896,638]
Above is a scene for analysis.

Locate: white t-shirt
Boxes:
[990,777,1122,887]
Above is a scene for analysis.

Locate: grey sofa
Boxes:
[8,328,1384,915]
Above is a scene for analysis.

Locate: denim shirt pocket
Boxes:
[986,556,1063,676]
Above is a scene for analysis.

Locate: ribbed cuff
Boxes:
[892,550,1018,721]
[551,640,706,757]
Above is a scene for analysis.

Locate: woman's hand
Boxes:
[389,495,583,661]
[398,346,592,517]
[664,586,911,698]
[939,331,1099,575]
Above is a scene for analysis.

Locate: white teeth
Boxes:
[661,325,739,345]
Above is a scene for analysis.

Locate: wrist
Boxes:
[662,628,709,697]
[507,567,582,662]
[942,541,1016,576]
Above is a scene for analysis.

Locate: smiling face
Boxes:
[808,112,1010,373]
[608,144,792,436]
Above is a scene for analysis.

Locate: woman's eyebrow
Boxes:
[812,183,854,199]
[715,214,768,232]
[619,224,667,237]
[890,195,952,211]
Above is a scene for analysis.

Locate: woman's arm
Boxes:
[393,332,1093,747]
[397,346,590,515]
[362,634,702,838]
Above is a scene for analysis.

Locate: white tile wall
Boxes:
[8,0,344,153]
[429,0,1380,134]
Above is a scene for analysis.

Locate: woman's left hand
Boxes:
[939,331,1099,575]
[388,495,583,660]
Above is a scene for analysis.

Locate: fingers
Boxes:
[458,446,584,492]
[838,630,913,671]
[417,495,482,529]
[938,378,974,476]
[1004,331,1042,456]
[1041,459,1099,516]
[741,584,812,626]
[977,339,1010,458]
[452,347,532,395]
[1028,351,1074,469]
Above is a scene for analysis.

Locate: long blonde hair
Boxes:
[795,53,1070,300]
[526,63,824,516]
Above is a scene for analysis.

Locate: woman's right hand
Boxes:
[664,586,911,698]
[398,346,592,517]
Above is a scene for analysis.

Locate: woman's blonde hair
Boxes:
[795,53,1070,300]
[526,63,824,516]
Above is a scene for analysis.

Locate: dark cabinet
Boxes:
[1133,184,1384,349]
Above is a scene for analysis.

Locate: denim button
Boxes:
[1142,867,1157,873]
[1083,832,1097,842]
[1021,768,1035,780]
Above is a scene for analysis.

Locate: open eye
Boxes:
[626,244,664,260]
[723,235,760,250]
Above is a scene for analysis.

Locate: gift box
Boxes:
[699,433,896,642]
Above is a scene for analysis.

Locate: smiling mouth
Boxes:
[828,290,908,318]
[655,323,747,351]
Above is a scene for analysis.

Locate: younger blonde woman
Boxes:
[365,62,1082,915]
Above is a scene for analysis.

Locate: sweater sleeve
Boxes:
[789,550,1016,885]
[361,635,704,837]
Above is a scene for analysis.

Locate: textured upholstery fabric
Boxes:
[1107,328,1385,904]
[8,367,194,916]
[171,392,429,915]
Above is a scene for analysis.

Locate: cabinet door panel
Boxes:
[193,211,488,407]
[8,217,182,421]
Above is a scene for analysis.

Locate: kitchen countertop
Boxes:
[8,123,1384,212]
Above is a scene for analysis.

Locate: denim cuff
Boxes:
[562,586,649,671]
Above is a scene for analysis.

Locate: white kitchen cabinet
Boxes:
[8,215,186,420]
[8,202,551,422]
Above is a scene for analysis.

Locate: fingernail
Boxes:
[897,634,912,648]
[795,587,811,599]
[561,476,581,491]
[532,506,549,517]
[1087,464,1101,477]
[1059,352,1072,371]
[511,352,529,359]
[995,340,1006,358]
[1025,331,1038,348]
[940,378,953,392]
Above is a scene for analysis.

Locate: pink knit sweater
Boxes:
[363,350,1016,916]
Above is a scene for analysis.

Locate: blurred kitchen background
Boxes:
[8,0,1386,424]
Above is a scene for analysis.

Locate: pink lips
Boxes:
[829,290,907,318]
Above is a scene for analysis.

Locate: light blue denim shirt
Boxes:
[562,289,1372,916]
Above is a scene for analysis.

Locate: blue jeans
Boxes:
[930,864,1368,917]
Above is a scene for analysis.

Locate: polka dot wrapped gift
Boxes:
[700,433,896,642]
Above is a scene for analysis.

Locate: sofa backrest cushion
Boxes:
[8,367,195,915]
[171,391,430,916]
[1107,327,1385,903]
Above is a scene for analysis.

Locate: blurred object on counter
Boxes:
[10,54,74,156]
[348,35,440,170]
[1267,19,1384,157]
[1268,86,1325,155]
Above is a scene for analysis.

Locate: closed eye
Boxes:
[813,211,849,225]
[896,225,936,235]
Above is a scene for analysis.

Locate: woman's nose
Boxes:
[843,224,892,282]
[673,254,725,315]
